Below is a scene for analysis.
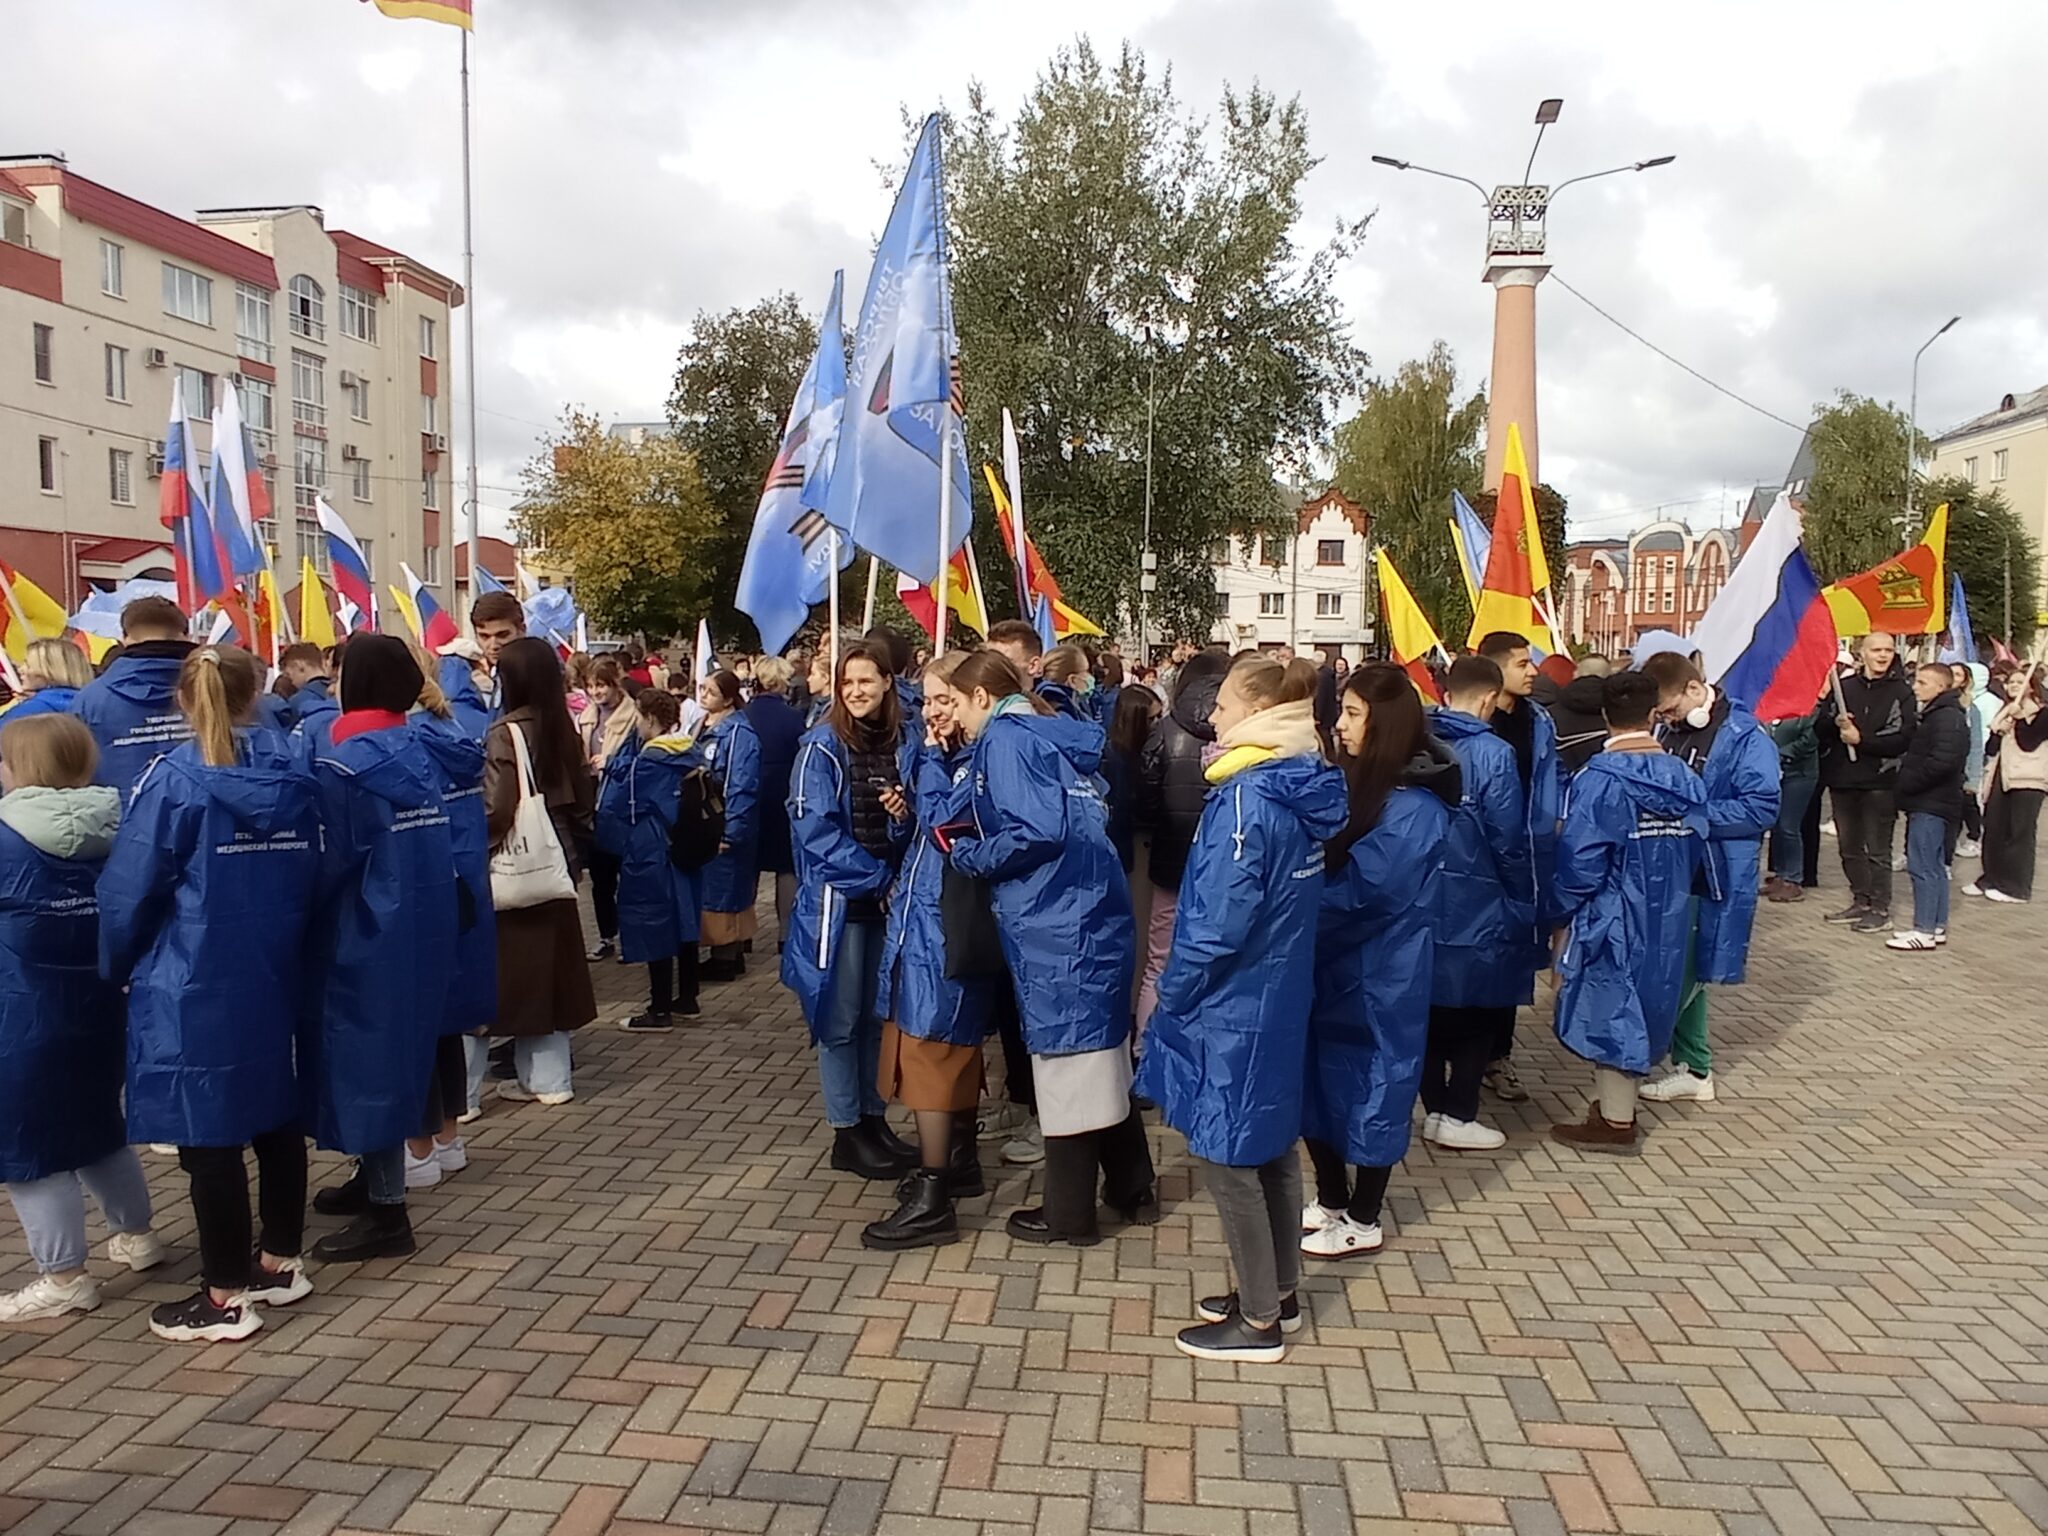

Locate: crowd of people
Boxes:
[0,585,2031,1363]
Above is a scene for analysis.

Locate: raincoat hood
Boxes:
[316,725,441,810]
[997,709,1104,777]
[1580,748,1707,822]
[95,653,188,709]
[1404,738,1463,810]
[0,784,120,859]
[1228,750,1350,841]
[412,712,486,784]
[161,732,314,836]
[1431,708,1497,746]
[1169,665,1224,742]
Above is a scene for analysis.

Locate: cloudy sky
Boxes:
[20,0,2048,544]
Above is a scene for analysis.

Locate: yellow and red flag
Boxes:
[364,0,472,28]
[299,558,338,651]
[1466,421,1552,650]
[1822,503,1947,638]
[0,562,69,664]
[1375,548,1445,702]
[983,464,1106,641]
[898,544,989,642]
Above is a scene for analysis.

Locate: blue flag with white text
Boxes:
[1943,570,1976,663]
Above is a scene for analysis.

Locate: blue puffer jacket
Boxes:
[73,651,194,798]
[1551,752,1707,1075]
[1304,758,1456,1169]
[303,722,458,1154]
[952,708,1133,1058]
[880,745,994,1046]
[1668,701,1779,984]
[597,734,706,966]
[700,712,762,916]
[780,724,915,1038]
[1139,748,1348,1166]
[1431,710,1536,1009]
[1,686,80,720]
[413,712,496,1034]
[0,788,127,1182]
[99,732,319,1147]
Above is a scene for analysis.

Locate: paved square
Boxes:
[1,874,2044,1536]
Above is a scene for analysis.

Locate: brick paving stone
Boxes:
[0,884,2043,1533]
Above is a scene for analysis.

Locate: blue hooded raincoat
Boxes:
[74,653,194,798]
[0,788,127,1182]
[1139,750,1348,1166]
[1431,710,1537,1009]
[1305,761,1456,1169]
[780,724,915,1038]
[303,723,458,1154]
[596,734,707,965]
[879,745,994,1046]
[2,686,80,721]
[1517,700,1566,940]
[1676,702,1780,984]
[99,732,320,1147]
[951,709,1133,1059]
[1551,752,1708,1075]
[438,655,495,740]
[413,711,496,1034]
[700,711,762,916]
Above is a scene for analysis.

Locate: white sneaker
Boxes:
[1639,1068,1717,1103]
[0,1273,100,1324]
[404,1146,442,1189]
[497,1083,574,1105]
[1962,882,1985,897]
[246,1256,313,1307]
[1934,927,1948,945]
[978,1102,1030,1140]
[1001,1121,1045,1166]
[1955,838,1981,859]
[146,1143,178,1156]
[457,1103,484,1125]
[107,1231,167,1272]
[435,1137,468,1173]
[1984,888,2027,904]
[1885,930,1940,951]
[1421,1112,1443,1142]
[1299,1215,1384,1260]
[1428,1116,1508,1150]
[1890,854,1908,872]
[1299,1201,1346,1235]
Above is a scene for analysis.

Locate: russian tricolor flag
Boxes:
[208,382,269,579]
[403,561,458,650]
[1693,493,1839,721]
[316,497,376,632]
[160,392,231,606]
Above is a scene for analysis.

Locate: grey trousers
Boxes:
[1201,1151,1303,1328]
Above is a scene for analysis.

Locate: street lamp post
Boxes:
[1905,315,1961,536]
[1139,327,1157,661]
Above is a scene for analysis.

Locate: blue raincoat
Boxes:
[1304,763,1455,1169]
[1519,700,1566,937]
[99,732,320,1146]
[880,745,994,1046]
[74,652,193,797]
[1138,750,1348,1166]
[744,693,804,875]
[1035,679,1090,722]
[700,712,762,916]
[303,722,458,1154]
[1677,703,1780,984]
[1,686,80,720]
[0,790,127,1182]
[780,724,915,1037]
[951,709,1133,1058]
[413,711,496,1034]
[596,734,706,965]
[438,655,495,740]
[1431,710,1536,1009]
[1551,752,1707,1075]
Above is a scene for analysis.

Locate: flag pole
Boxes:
[934,409,951,658]
[827,528,842,677]
[861,555,880,631]
[460,27,482,644]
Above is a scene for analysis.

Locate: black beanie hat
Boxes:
[339,632,425,715]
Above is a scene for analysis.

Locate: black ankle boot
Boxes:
[831,1124,915,1181]
[312,1164,368,1216]
[861,1170,959,1251]
[864,1114,918,1163]
[948,1115,986,1198]
[311,1202,415,1263]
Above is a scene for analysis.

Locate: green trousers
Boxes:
[1672,919,1710,1075]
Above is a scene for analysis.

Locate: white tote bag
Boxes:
[489,721,577,910]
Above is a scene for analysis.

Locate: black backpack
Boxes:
[668,766,726,870]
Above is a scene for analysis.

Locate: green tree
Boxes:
[1331,342,1486,644]
[666,293,819,647]
[1801,391,1923,583]
[944,40,1367,642]
[1920,475,2039,648]
[515,409,719,640]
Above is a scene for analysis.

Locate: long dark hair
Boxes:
[1109,682,1159,759]
[497,636,584,788]
[827,642,903,748]
[1327,664,1427,866]
[950,648,1054,716]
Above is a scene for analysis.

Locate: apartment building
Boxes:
[0,154,459,614]
[1209,491,1374,660]
[1560,519,1736,653]
[1931,386,2048,609]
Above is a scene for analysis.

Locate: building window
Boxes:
[109,448,133,506]
[1214,589,1230,617]
[422,466,440,511]
[1259,591,1285,617]
[104,344,127,402]
[421,393,437,434]
[299,517,328,574]
[295,435,326,514]
[101,239,124,298]
[357,537,374,582]
[1316,539,1345,567]
[421,540,442,584]
[32,323,53,383]
[241,376,275,457]
[162,261,213,325]
[1315,592,1342,618]
[288,275,325,341]
[1993,448,2009,482]
[345,375,369,422]
[339,284,378,343]
[174,365,214,421]
[1965,456,1978,483]
[291,350,325,429]
[419,315,437,359]
[1662,588,1675,612]
[351,457,372,501]
[1260,534,1285,567]
[1,201,26,248]
[37,437,57,493]
[235,282,273,364]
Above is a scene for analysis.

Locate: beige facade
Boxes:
[1209,491,1375,660]
[1930,386,2048,615]
[0,154,458,614]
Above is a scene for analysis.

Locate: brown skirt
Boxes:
[489,897,598,1038]
[879,1020,985,1112]
[701,907,758,946]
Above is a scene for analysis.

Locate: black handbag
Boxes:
[940,865,1005,979]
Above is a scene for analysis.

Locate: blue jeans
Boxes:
[1906,812,1951,935]
[361,1145,406,1207]
[818,918,886,1128]
[463,1031,572,1106]
[1771,773,1818,882]
[4,1148,154,1273]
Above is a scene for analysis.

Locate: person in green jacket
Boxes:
[1764,708,1819,902]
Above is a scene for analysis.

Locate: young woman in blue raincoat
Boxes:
[0,715,162,1327]
[1301,665,1458,1265]
[696,670,762,983]
[99,644,322,1344]
[0,638,93,720]
[596,688,706,1029]
[948,650,1154,1249]
[1138,654,1344,1362]
[1548,672,1708,1155]
[783,643,920,1181]
[300,634,459,1267]
[862,652,996,1251]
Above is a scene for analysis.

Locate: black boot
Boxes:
[861,1170,959,1251]
[312,1163,368,1216]
[949,1111,985,1198]
[864,1114,918,1164]
[830,1124,916,1181]
[311,1202,415,1263]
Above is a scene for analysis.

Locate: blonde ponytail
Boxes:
[404,638,453,719]
[1229,651,1319,709]
[177,646,261,767]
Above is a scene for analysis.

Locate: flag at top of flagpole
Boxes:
[1375,548,1446,702]
[364,0,472,28]
[159,389,214,610]
[823,114,972,585]
[983,462,1104,644]
[402,562,458,649]
[1466,422,1553,651]
[316,498,376,632]
[1449,489,1491,611]
[209,380,272,581]
[1691,493,1837,721]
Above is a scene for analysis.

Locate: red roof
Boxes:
[335,247,385,295]
[332,229,461,306]
[0,169,32,202]
[5,163,277,290]
[75,536,171,563]
[456,537,517,582]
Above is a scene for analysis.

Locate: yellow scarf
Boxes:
[1205,698,1324,785]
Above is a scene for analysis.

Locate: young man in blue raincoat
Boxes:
[1638,654,1780,1106]
[71,596,195,798]
[1548,671,1707,1155]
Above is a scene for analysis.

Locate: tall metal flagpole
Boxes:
[827,530,843,675]
[460,29,481,640]
[934,409,951,658]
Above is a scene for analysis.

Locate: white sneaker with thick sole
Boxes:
[1962,882,1985,897]
[146,1143,178,1156]
[1428,1116,1509,1150]
[435,1137,468,1173]
[1300,1215,1384,1259]
[1955,838,1982,859]
[456,1104,484,1125]
[1985,888,2027,904]
[0,1273,100,1323]
[497,1083,575,1106]
[978,1102,1030,1140]
[403,1147,443,1190]
[1300,1201,1346,1235]
[1885,929,1940,951]
[246,1256,313,1307]
[1001,1122,1045,1166]
[1422,1112,1443,1142]
[107,1231,167,1272]
[1639,1068,1717,1103]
